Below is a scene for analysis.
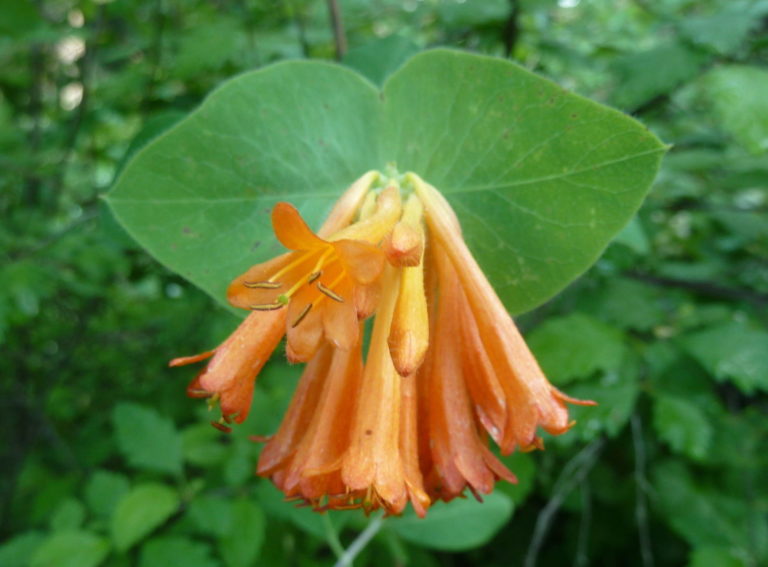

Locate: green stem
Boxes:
[322,513,345,559]
[334,513,385,567]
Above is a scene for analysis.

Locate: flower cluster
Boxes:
[171,171,593,517]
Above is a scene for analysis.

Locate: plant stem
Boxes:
[326,0,347,60]
[322,513,345,559]
[334,513,385,567]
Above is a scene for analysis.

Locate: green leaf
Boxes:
[116,111,188,176]
[611,216,650,255]
[343,35,420,86]
[554,356,640,444]
[679,3,766,56]
[611,42,708,110]
[219,500,265,567]
[255,481,350,540]
[108,49,664,317]
[187,496,232,538]
[437,0,509,26]
[85,470,130,519]
[683,320,768,394]
[586,277,664,332]
[0,0,40,38]
[112,402,184,476]
[688,546,749,567]
[173,18,243,79]
[652,460,760,553]
[0,532,45,567]
[381,51,665,314]
[111,483,179,552]
[50,499,85,532]
[388,491,513,551]
[528,313,625,386]
[30,531,110,567]
[703,65,768,154]
[653,395,712,461]
[496,452,537,505]
[139,537,219,567]
[182,423,228,468]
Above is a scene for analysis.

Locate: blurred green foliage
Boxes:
[1,1,766,566]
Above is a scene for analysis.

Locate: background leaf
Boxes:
[85,471,130,519]
[683,320,768,394]
[29,531,110,567]
[112,403,184,476]
[0,532,45,567]
[702,66,768,154]
[388,491,514,551]
[528,313,626,385]
[139,536,219,567]
[653,395,712,461]
[111,483,179,552]
[218,499,265,567]
[342,35,420,86]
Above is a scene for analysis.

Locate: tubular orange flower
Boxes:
[172,170,594,516]
[169,172,387,426]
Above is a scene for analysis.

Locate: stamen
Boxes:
[308,271,322,283]
[279,249,336,303]
[211,420,232,433]
[291,303,313,327]
[268,248,322,282]
[249,302,285,311]
[206,393,220,411]
[317,282,344,302]
[187,387,211,398]
[244,281,282,289]
[222,411,239,423]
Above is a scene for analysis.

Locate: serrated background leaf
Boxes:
[219,499,265,567]
[111,483,179,552]
[139,536,219,567]
[703,65,768,154]
[0,532,45,567]
[653,395,712,460]
[85,470,130,519]
[388,491,513,551]
[30,531,110,567]
[689,546,749,567]
[112,402,184,476]
[108,49,665,317]
[528,312,626,385]
[255,481,351,540]
[683,321,768,394]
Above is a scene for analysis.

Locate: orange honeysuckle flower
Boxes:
[169,172,390,425]
[172,170,594,515]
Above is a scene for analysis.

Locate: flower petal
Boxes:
[342,266,409,514]
[194,309,285,422]
[272,202,326,251]
[334,239,385,285]
[257,344,334,475]
[322,282,359,350]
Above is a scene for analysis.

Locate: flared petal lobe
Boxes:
[170,309,285,423]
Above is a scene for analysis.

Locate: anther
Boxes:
[317,282,344,302]
[187,388,212,398]
[249,302,284,311]
[291,303,313,327]
[307,271,322,283]
[243,280,282,289]
[210,420,232,433]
